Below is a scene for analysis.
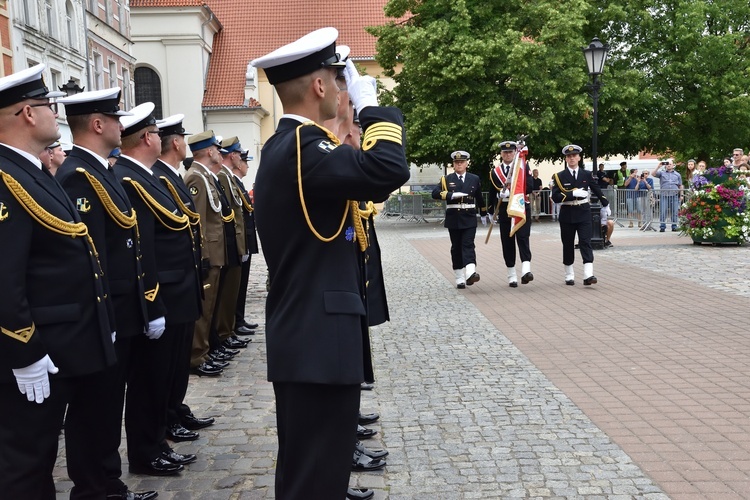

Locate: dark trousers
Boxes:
[102,336,135,495]
[216,264,242,342]
[560,219,593,265]
[0,373,108,500]
[497,202,532,267]
[448,226,477,269]
[273,382,360,500]
[167,321,196,427]
[234,256,252,324]
[125,322,182,466]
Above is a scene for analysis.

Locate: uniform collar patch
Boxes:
[76,197,91,213]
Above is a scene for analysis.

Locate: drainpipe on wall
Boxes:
[82,2,91,89]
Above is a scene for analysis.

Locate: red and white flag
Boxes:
[507,146,528,237]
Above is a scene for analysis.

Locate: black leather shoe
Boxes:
[356,425,377,440]
[161,449,197,465]
[352,449,386,471]
[583,276,598,286]
[182,412,215,430]
[235,325,256,335]
[107,490,158,500]
[466,272,480,285]
[356,439,389,459]
[217,345,240,357]
[190,362,222,377]
[456,283,466,289]
[128,457,183,476]
[167,424,199,442]
[241,320,259,329]
[358,412,379,425]
[206,358,229,369]
[521,272,534,284]
[347,488,374,500]
[508,281,518,288]
[223,336,249,349]
[565,279,575,286]
[208,350,233,362]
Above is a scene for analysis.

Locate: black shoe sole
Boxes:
[128,464,183,476]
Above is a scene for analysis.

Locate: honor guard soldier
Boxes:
[114,102,201,476]
[153,114,220,440]
[0,64,116,498]
[231,147,260,336]
[251,27,409,498]
[55,88,157,500]
[489,141,535,287]
[550,144,609,285]
[432,150,488,288]
[183,130,229,376]
[216,136,249,344]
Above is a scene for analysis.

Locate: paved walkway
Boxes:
[55,217,749,499]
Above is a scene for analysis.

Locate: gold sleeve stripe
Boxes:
[362,122,403,151]
[144,283,160,302]
[1,324,35,343]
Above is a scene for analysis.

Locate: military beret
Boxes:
[451,150,470,161]
[562,144,583,156]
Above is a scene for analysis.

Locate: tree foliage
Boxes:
[369,0,750,170]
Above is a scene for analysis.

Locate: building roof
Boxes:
[131,0,401,107]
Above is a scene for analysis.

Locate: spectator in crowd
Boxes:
[723,157,732,166]
[635,170,653,228]
[600,205,614,248]
[732,148,744,167]
[596,163,612,189]
[530,168,543,222]
[621,168,640,227]
[685,159,697,185]
[652,159,683,232]
[614,161,628,187]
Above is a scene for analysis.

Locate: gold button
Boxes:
[97,297,101,303]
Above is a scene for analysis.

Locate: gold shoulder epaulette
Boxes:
[159,176,200,221]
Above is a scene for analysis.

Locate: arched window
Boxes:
[66,1,76,49]
[134,66,163,118]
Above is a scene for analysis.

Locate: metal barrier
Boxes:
[608,188,684,231]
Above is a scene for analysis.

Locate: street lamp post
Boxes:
[582,37,609,172]
[59,77,85,96]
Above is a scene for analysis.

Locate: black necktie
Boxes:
[572,170,577,181]
[458,175,463,182]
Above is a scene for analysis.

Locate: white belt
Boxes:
[447,203,476,209]
[561,199,589,206]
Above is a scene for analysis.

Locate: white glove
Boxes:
[451,192,469,199]
[145,316,166,340]
[111,331,117,344]
[499,189,510,199]
[600,206,611,217]
[241,254,249,263]
[344,59,378,114]
[572,188,588,198]
[481,215,488,226]
[12,354,59,404]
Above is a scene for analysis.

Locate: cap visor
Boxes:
[46,90,67,99]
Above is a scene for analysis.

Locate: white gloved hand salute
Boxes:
[572,188,588,198]
[344,59,378,114]
[451,192,469,199]
[145,316,166,340]
[12,354,59,404]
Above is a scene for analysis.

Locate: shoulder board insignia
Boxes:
[317,140,338,154]
[76,197,91,213]
[0,201,8,221]
[190,186,199,196]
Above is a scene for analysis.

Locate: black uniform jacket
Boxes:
[432,171,486,230]
[115,157,201,323]
[255,106,409,385]
[56,146,148,338]
[152,160,203,268]
[0,145,115,380]
[232,173,259,255]
[550,168,609,224]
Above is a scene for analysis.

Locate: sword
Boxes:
[484,197,502,244]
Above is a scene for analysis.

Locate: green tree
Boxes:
[370,0,750,170]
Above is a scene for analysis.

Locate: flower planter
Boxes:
[691,229,742,245]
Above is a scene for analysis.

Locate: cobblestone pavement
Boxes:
[54,217,748,499]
